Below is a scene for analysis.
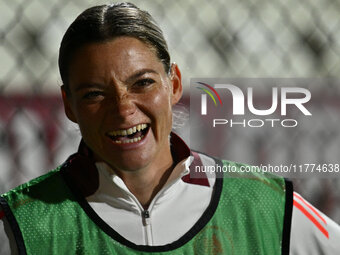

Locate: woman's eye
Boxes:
[82,91,104,99]
[134,78,155,87]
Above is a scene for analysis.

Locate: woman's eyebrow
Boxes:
[74,69,158,91]
[74,83,106,92]
[125,69,158,83]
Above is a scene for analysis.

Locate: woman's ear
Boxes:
[61,85,77,123]
[169,63,183,105]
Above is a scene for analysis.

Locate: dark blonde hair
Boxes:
[58,2,170,95]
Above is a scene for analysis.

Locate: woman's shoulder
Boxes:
[1,167,62,200]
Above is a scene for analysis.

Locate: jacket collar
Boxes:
[169,132,210,187]
[62,132,209,197]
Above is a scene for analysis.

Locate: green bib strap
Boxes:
[0,196,27,254]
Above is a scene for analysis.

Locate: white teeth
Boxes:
[127,128,133,135]
[111,135,144,144]
[108,124,148,137]
[108,124,148,144]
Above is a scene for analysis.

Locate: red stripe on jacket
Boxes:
[293,200,329,239]
[294,192,327,225]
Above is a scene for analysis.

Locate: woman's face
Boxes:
[62,37,182,172]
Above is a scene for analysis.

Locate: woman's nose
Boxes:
[113,92,136,118]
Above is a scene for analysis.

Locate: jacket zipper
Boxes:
[112,176,178,245]
[142,210,153,245]
[114,185,154,245]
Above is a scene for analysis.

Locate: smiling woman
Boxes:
[0,2,340,255]
[62,37,182,207]
[64,38,179,170]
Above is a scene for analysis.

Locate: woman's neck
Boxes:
[121,160,174,209]
[113,148,175,210]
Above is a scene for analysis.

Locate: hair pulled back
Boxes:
[58,2,170,94]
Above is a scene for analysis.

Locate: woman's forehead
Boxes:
[73,37,159,62]
[68,37,166,85]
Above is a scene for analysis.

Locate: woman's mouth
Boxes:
[106,124,149,144]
